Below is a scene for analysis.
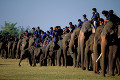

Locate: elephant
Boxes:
[85,33,95,71]
[69,28,80,67]
[101,21,119,76]
[18,46,35,67]
[45,41,56,66]
[56,40,64,66]
[16,39,22,59]
[0,40,7,59]
[78,21,93,70]
[12,41,18,59]
[8,41,13,58]
[93,26,103,73]
[62,33,71,67]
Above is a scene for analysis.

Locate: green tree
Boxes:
[0,21,19,37]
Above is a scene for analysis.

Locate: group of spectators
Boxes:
[22,8,120,48]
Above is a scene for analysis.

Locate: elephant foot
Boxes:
[108,74,114,77]
[18,64,21,67]
[33,64,36,67]
[102,73,105,77]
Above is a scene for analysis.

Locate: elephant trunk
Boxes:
[80,31,85,70]
[93,38,99,73]
[85,42,89,70]
[101,35,107,77]
[69,39,74,54]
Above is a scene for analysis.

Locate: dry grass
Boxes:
[0,58,120,80]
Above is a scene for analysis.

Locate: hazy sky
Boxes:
[0,0,120,31]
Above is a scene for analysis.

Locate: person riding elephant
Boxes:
[85,33,95,71]
[62,33,71,67]
[77,21,93,70]
[69,28,80,67]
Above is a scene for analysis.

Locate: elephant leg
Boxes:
[89,54,93,71]
[85,46,89,70]
[18,57,23,67]
[32,56,36,67]
[101,35,107,77]
[8,47,10,58]
[108,46,114,76]
[94,40,99,73]
[28,57,32,66]
[63,49,67,67]
[71,53,76,67]
[116,57,120,75]
[80,31,85,70]
[57,49,61,66]
[77,33,81,67]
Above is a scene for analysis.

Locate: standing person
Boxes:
[77,19,83,28]
[35,35,40,48]
[83,14,88,22]
[91,8,100,30]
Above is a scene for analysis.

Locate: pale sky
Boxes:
[0,0,120,32]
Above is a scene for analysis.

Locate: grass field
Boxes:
[0,58,120,80]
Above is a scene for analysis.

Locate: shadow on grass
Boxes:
[0,64,11,66]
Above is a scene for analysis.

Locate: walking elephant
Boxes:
[18,46,35,67]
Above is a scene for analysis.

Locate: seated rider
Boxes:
[35,35,40,48]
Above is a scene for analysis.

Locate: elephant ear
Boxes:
[91,24,95,33]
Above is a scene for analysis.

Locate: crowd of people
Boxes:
[20,8,120,49]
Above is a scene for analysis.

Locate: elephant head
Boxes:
[21,38,29,50]
[69,28,80,54]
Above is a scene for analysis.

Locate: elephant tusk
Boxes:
[96,53,102,63]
